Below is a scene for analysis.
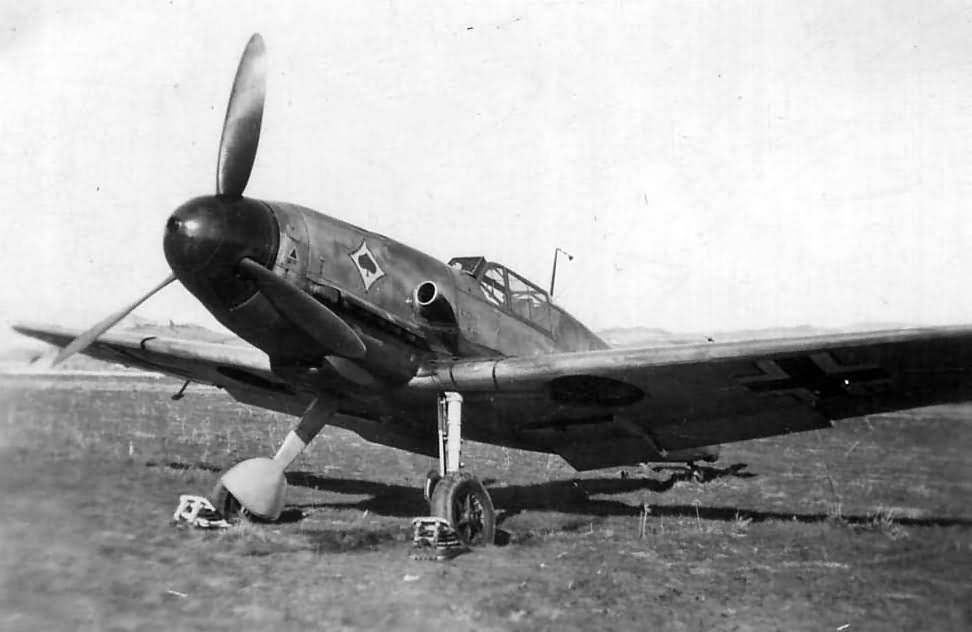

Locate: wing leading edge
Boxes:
[11,323,428,454]
[11,322,294,399]
[409,326,972,469]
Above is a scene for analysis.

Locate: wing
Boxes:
[12,323,305,415]
[409,326,972,469]
[11,323,429,453]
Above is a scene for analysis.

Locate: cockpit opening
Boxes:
[448,256,487,277]
[448,256,555,332]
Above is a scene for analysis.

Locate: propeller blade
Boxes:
[52,274,177,367]
[216,33,267,197]
[238,258,367,359]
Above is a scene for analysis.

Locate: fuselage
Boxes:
[159,193,721,466]
[163,195,607,389]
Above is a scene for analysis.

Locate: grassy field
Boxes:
[0,374,970,631]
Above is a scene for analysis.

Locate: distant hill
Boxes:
[598,323,910,348]
[0,347,48,367]
[597,327,705,347]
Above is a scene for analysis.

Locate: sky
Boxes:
[4,1,972,349]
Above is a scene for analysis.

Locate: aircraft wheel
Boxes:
[430,472,495,546]
[210,481,248,523]
[423,469,441,503]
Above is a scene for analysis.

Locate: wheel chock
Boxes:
[409,516,468,561]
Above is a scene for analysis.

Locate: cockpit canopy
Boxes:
[448,256,555,332]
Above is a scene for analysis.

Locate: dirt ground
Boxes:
[0,374,970,631]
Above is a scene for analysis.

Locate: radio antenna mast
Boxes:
[549,247,574,297]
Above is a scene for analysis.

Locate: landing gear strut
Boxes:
[211,398,335,521]
[687,461,705,483]
[424,392,495,546]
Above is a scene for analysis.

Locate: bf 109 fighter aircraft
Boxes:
[16,34,972,546]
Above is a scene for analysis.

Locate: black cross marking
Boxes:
[740,355,891,398]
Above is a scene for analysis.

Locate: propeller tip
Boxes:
[216,33,269,198]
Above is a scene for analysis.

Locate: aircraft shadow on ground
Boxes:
[152,460,971,529]
[147,460,222,473]
[283,464,728,521]
[285,463,972,529]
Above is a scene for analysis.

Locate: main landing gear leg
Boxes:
[211,398,335,522]
[687,461,704,482]
[425,392,496,546]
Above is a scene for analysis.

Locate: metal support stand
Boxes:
[436,392,463,476]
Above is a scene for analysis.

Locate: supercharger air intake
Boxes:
[413,281,457,326]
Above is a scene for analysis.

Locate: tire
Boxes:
[430,472,495,546]
[210,481,246,523]
[423,469,442,503]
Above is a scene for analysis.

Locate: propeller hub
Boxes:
[163,195,279,307]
